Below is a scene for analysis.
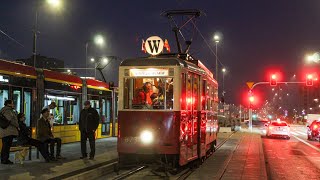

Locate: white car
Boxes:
[266,121,290,139]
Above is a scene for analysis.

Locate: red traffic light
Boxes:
[306,74,313,86]
[249,96,255,103]
[270,74,277,86]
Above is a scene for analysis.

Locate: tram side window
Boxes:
[124,77,174,110]
[0,89,9,109]
[24,91,32,126]
[13,90,22,113]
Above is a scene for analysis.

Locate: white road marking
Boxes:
[291,132,299,136]
[292,135,320,153]
[296,131,307,136]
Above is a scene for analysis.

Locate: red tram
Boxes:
[0,59,117,144]
[117,53,219,169]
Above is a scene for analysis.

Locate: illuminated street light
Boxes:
[287,93,289,96]
[85,34,105,78]
[67,69,71,73]
[222,67,227,96]
[94,34,105,46]
[90,58,95,62]
[46,0,62,8]
[214,35,220,43]
[305,52,320,63]
[33,0,63,68]
[102,57,108,63]
[213,32,222,94]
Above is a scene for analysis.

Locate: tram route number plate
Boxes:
[124,137,139,144]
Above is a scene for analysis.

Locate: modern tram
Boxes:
[117,53,219,169]
[0,59,118,148]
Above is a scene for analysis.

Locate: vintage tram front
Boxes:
[117,54,219,168]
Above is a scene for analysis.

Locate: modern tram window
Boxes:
[13,90,22,113]
[45,95,79,125]
[0,88,9,109]
[123,77,174,110]
[24,91,32,127]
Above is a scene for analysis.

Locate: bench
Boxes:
[10,139,33,160]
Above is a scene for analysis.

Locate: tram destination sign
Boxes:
[129,68,168,77]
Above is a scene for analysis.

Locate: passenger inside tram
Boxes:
[129,78,173,109]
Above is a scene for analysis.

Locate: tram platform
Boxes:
[0,137,117,180]
[188,130,267,180]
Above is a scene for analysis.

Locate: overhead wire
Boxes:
[0,28,24,47]
[190,20,224,67]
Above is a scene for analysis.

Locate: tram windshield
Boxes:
[123,77,174,110]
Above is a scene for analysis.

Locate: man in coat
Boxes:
[37,108,63,160]
[79,101,99,160]
[0,100,19,164]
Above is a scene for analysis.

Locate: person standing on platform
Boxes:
[79,101,99,160]
[0,100,19,164]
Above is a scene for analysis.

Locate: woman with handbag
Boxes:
[0,100,19,165]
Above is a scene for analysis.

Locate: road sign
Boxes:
[246,82,254,89]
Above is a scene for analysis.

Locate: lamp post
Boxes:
[213,34,220,82]
[33,0,62,68]
[222,67,226,96]
[85,34,105,78]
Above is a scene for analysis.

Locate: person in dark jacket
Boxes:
[37,108,63,160]
[79,101,99,160]
[0,100,19,164]
[17,113,50,162]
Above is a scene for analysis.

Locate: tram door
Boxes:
[101,98,111,135]
[186,73,200,160]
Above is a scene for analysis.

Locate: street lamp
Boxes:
[85,34,105,78]
[305,52,320,63]
[33,0,63,68]
[222,67,226,96]
[213,33,220,82]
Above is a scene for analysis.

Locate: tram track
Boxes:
[109,132,236,180]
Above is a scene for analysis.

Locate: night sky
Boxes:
[0,0,319,105]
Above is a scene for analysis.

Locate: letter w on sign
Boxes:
[145,36,164,55]
[148,40,161,53]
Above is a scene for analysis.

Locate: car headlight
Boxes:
[140,130,153,144]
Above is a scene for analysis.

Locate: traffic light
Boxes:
[249,95,254,103]
[306,74,313,86]
[270,74,277,86]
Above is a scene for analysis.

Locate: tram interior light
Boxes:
[47,95,75,101]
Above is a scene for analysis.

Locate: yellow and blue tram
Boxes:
[0,59,118,149]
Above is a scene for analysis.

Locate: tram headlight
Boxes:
[140,130,153,144]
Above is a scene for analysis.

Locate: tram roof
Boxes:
[120,54,189,67]
[120,54,215,81]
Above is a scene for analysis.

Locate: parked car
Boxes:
[307,120,320,142]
